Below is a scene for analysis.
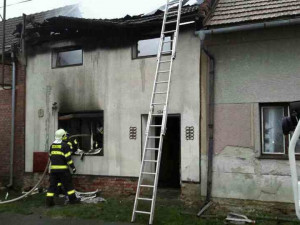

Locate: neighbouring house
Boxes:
[0,5,81,187]
[23,2,203,196]
[199,0,300,203]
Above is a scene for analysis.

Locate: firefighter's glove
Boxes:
[72,168,76,174]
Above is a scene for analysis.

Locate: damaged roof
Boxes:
[0,4,80,52]
[26,4,203,45]
[205,0,300,27]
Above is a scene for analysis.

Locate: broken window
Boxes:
[58,111,104,156]
[260,104,300,158]
[133,36,172,58]
[52,47,83,68]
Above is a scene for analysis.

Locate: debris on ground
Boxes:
[75,189,105,203]
[225,213,255,224]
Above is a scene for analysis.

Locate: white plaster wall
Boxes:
[25,31,200,182]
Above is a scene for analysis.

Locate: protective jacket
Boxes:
[67,138,79,154]
[49,140,75,173]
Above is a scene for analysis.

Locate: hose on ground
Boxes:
[0,160,50,204]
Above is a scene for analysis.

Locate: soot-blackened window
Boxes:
[52,47,83,68]
[58,111,104,156]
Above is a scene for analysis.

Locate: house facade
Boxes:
[199,0,300,203]
[24,5,203,196]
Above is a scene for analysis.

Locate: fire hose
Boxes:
[0,160,50,204]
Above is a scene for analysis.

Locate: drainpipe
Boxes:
[197,36,215,216]
[7,50,16,187]
[1,0,10,90]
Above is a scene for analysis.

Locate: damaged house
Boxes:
[2,0,300,210]
[23,2,203,196]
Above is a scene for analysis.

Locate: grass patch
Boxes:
[0,191,300,224]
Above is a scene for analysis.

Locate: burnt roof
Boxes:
[205,0,300,27]
[26,4,202,46]
[0,4,80,52]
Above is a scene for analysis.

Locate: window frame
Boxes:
[52,46,83,69]
[259,103,300,160]
[132,35,173,59]
[58,111,104,157]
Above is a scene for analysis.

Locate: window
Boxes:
[260,103,300,158]
[133,36,172,58]
[52,47,83,68]
[58,111,104,156]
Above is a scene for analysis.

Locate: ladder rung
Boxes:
[138,197,153,201]
[168,0,180,5]
[144,160,158,163]
[160,60,172,63]
[148,136,160,139]
[156,81,168,84]
[163,30,176,34]
[167,11,178,15]
[163,40,173,44]
[135,210,151,215]
[152,113,163,116]
[158,70,170,73]
[142,172,156,175]
[152,103,165,105]
[140,184,155,188]
[180,21,195,26]
[154,92,167,94]
[161,50,172,54]
[149,125,161,127]
[165,20,177,24]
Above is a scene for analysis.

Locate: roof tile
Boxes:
[205,0,300,27]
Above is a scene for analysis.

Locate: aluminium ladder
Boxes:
[131,0,184,224]
[288,120,300,220]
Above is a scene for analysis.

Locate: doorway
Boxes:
[141,114,181,188]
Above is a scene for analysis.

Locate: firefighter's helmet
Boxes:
[55,129,66,140]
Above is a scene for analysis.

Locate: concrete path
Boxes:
[0,212,140,225]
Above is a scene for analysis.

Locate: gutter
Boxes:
[195,17,300,40]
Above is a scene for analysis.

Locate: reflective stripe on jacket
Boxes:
[49,140,75,173]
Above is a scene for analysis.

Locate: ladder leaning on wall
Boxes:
[131,0,184,224]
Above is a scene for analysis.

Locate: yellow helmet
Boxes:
[55,129,66,140]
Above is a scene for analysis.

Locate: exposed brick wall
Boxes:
[23,173,137,196]
[73,175,138,196]
[0,62,26,188]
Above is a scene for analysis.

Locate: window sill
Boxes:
[258,155,300,160]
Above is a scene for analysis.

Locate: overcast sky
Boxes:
[1,0,170,19]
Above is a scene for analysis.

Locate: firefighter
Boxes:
[46,129,79,207]
[56,133,79,195]
[65,133,79,154]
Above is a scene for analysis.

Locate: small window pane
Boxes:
[262,107,285,154]
[137,36,171,57]
[53,48,82,68]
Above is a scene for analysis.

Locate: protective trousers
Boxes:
[46,171,76,206]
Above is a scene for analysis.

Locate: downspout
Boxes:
[1,0,11,89]
[7,50,16,187]
[197,33,215,216]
